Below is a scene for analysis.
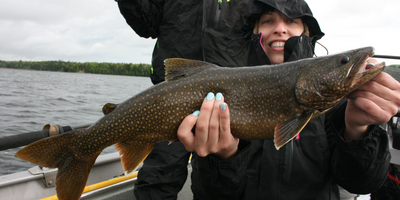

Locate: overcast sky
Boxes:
[1,0,399,65]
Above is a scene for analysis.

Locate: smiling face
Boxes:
[257,10,305,64]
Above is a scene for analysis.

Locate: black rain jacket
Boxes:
[243,0,324,66]
[118,0,253,84]
[191,101,391,200]
[190,0,391,199]
[117,0,254,199]
[118,0,391,199]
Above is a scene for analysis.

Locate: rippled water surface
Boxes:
[0,68,153,175]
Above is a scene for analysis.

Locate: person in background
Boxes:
[177,0,400,199]
[116,0,253,199]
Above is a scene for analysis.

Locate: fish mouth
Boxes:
[344,51,385,88]
[296,47,385,113]
[315,56,384,113]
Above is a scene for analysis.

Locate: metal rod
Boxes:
[0,123,92,151]
[373,55,400,60]
[0,130,50,151]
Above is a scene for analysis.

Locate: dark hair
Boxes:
[254,6,310,36]
[247,0,324,39]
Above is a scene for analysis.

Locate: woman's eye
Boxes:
[288,19,296,24]
[263,20,272,24]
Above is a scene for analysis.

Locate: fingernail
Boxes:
[220,103,226,110]
[367,63,375,66]
[216,92,223,101]
[192,110,200,117]
[206,92,214,101]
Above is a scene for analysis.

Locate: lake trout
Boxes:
[15,47,384,200]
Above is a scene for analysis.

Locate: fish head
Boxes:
[295,46,385,112]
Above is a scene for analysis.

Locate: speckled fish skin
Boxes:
[15,47,384,200]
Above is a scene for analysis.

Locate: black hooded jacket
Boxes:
[190,0,391,199]
[243,0,324,65]
[191,100,391,200]
[118,0,390,199]
[118,0,253,84]
[117,1,254,199]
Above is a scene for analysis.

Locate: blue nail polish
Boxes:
[192,110,200,117]
[216,92,223,101]
[206,92,214,101]
[366,63,375,66]
[220,103,226,110]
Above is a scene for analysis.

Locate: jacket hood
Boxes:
[245,32,316,66]
[245,0,324,39]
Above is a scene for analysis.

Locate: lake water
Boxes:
[0,68,153,175]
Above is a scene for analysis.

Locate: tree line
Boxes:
[0,60,152,77]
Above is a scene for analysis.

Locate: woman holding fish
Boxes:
[177,0,400,199]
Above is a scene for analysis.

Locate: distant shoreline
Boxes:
[0,67,151,77]
[0,60,152,77]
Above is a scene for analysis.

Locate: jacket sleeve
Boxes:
[191,141,251,200]
[325,100,391,194]
[117,0,164,38]
[134,142,191,200]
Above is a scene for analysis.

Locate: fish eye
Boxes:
[339,56,350,65]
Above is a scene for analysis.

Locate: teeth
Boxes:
[271,42,285,48]
[346,64,354,78]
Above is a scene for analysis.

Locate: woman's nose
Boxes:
[274,21,287,35]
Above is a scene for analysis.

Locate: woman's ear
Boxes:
[303,22,310,36]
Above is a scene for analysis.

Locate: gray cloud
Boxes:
[0,0,399,65]
[307,0,400,65]
[0,0,155,63]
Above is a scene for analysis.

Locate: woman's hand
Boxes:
[345,59,400,140]
[177,92,239,159]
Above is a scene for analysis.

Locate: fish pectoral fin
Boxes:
[115,141,155,175]
[164,58,218,81]
[274,111,314,150]
[102,103,119,115]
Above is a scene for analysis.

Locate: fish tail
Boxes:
[15,130,100,200]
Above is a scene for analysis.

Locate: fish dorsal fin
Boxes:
[274,111,315,150]
[102,103,119,115]
[164,58,218,81]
